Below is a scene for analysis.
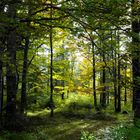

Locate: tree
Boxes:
[132,0,140,125]
[0,60,3,125]
[5,2,17,128]
[49,0,54,117]
[91,36,97,108]
[20,36,29,114]
[20,1,32,114]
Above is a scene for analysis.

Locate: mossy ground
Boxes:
[0,94,134,140]
[0,109,133,140]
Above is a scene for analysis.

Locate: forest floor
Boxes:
[26,109,133,140]
[0,109,133,140]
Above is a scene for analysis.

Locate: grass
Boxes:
[0,110,132,140]
[28,110,117,140]
[84,123,140,140]
[0,93,134,140]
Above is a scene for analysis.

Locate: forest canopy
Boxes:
[0,0,140,139]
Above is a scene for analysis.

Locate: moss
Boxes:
[134,117,140,128]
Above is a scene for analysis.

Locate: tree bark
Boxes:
[0,61,3,125]
[61,46,65,100]
[49,0,54,117]
[5,3,17,129]
[90,39,97,108]
[102,65,106,107]
[124,67,127,104]
[116,51,121,112]
[100,53,106,108]
[132,0,140,124]
[20,37,29,114]
[113,47,118,112]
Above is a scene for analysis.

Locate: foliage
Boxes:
[80,123,140,140]
[81,131,95,140]
[0,0,139,137]
[134,117,140,128]
[60,94,94,115]
[27,93,50,111]
[0,131,48,140]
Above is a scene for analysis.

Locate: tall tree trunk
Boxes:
[5,4,17,128]
[91,40,97,108]
[62,80,65,100]
[132,0,140,126]
[0,5,5,126]
[49,0,54,117]
[111,30,117,112]
[113,48,118,112]
[20,37,29,114]
[116,51,121,112]
[102,66,106,107]
[50,26,54,117]
[124,67,127,104]
[101,53,106,108]
[0,61,3,125]
[61,45,65,100]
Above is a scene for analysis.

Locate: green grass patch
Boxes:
[0,131,48,140]
[81,122,140,140]
[0,93,134,140]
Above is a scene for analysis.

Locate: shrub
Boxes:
[81,131,95,140]
[0,131,48,140]
[80,124,140,140]
[1,132,37,140]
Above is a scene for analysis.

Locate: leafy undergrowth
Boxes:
[0,94,133,140]
[81,122,140,140]
[0,109,133,140]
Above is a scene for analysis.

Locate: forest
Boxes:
[0,0,140,139]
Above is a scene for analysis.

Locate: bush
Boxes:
[0,130,48,140]
[63,94,94,110]
[80,123,140,140]
[58,94,95,118]
[81,131,95,140]
[0,132,37,140]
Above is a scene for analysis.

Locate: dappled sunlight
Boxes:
[0,0,139,139]
[23,109,132,140]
